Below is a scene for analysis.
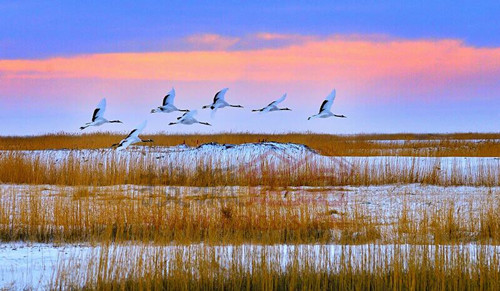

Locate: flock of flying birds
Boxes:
[80,88,346,150]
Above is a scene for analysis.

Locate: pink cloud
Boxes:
[1,34,500,98]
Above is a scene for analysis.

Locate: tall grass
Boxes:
[0,151,498,186]
[1,186,498,245]
[0,132,499,156]
[0,187,336,244]
[52,243,500,290]
[1,133,499,289]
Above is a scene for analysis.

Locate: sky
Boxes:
[1,1,499,135]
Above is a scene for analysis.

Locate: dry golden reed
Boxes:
[52,243,500,290]
[0,150,498,187]
[0,132,499,156]
[0,187,334,244]
[1,133,499,290]
[1,186,499,245]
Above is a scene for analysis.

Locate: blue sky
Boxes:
[2,1,500,59]
[0,1,499,135]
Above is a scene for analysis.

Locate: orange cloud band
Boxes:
[1,36,500,85]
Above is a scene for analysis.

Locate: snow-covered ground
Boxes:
[1,142,320,166]
[1,183,499,289]
[1,183,498,223]
[2,142,499,184]
[1,142,499,289]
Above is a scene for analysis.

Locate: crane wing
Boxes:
[185,110,197,118]
[213,88,229,103]
[125,120,147,139]
[92,98,106,121]
[178,110,196,121]
[267,93,287,107]
[162,88,176,106]
[318,89,335,113]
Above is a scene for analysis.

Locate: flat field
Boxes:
[0,133,499,290]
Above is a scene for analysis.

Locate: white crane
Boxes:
[308,89,346,120]
[150,88,189,113]
[169,110,211,126]
[112,120,153,151]
[80,98,122,130]
[252,93,291,113]
[202,88,243,112]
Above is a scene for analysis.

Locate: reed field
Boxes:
[1,185,499,245]
[0,136,499,187]
[0,133,499,290]
[0,132,499,156]
[0,151,498,187]
[51,243,499,290]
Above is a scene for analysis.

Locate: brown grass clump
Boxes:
[395,196,500,245]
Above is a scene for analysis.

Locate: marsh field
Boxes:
[0,133,499,290]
